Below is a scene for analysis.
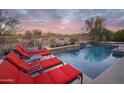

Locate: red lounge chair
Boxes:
[6,52,64,74]
[17,45,50,53]
[16,45,51,58]
[0,61,83,84]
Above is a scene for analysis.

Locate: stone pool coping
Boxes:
[46,44,83,53]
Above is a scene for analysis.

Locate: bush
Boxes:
[55,43,60,47]
[2,47,14,55]
[102,29,114,41]
[114,30,124,41]
[50,37,56,48]
[70,36,79,44]
[32,29,42,38]
[50,44,59,48]
[50,43,69,48]
[24,31,33,39]
[63,43,68,46]
[89,28,114,41]
[50,44,55,48]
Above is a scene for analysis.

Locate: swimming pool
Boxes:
[53,44,121,79]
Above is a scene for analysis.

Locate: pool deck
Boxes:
[92,57,124,84]
[83,57,124,84]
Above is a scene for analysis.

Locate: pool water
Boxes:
[53,44,121,79]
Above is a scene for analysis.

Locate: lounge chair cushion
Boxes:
[30,57,62,69]
[17,45,30,53]
[6,52,29,72]
[16,47,30,58]
[32,64,80,84]
[0,61,34,84]
[34,73,54,84]
[6,52,63,73]
[50,57,62,64]
[17,45,45,54]
[0,62,81,84]
[47,68,71,84]
[30,51,51,56]
[16,45,51,56]
[31,50,49,53]
[59,64,81,80]
[17,71,33,84]
[0,61,18,84]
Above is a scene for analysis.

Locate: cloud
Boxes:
[6,9,124,34]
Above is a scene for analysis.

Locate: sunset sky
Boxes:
[7,9,124,34]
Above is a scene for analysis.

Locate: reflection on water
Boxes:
[83,45,112,63]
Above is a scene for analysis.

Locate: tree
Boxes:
[24,30,32,39]
[85,17,95,32]
[102,29,114,41]
[114,30,124,41]
[0,10,19,35]
[84,16,114,41]
[32,29,42,38]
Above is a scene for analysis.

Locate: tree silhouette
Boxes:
[0,10,19,35]
[84,16,114,41]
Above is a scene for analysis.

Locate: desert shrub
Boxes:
[50,37,56,48]
[1,46,14,55]
[24,31,33,39]
[70,36,79,44]
[32,29,42,38]
[63,43,68,46]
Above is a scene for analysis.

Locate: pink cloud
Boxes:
[17,22,82,34]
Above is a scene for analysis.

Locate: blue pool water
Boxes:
[53,44,121,79]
